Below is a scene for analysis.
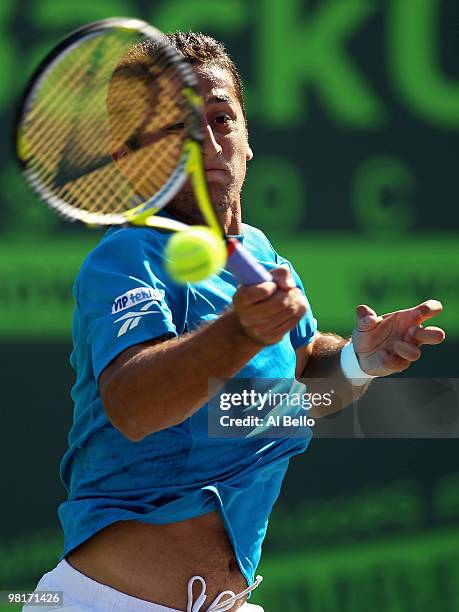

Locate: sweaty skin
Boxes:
[67,512,248,609]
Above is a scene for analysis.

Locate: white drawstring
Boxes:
[187,574,263,612]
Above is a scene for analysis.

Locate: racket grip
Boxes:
[226,238,273,285]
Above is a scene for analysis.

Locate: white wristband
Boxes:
[340,341,377,386]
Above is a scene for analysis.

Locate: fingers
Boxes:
[393,322,445,365]
[247,311,303,344]
[266,317,302,340]
[404,324,446,346]
[413,299,443,324]
[271,266,296,291]
[381,299,443,323]
[393,340,421,361]
[353,298,445,376]
[237,288,305,324]
[234,266,296,307]
[355,304,382,332]
[233,281,277,307]
[233,267,307,345]
[363,324,445,376]
[238,290,308,343]
[379,349,411,373]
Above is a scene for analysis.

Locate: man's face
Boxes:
[166,64,253,224]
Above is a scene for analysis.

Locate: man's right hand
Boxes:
[100,267,307,440]
[232,267,308,346]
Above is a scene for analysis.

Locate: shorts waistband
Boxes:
[47,559,182,611]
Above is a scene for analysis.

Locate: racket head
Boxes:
[14,17,204,226]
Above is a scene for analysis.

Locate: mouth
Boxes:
[204,168,229,184]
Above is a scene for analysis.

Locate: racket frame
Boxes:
[14,17,272,284]
[14,17,209,229]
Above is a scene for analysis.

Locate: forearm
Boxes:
[301,332,372,417]
[102,309,262,440]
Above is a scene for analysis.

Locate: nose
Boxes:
[202,123,222,156]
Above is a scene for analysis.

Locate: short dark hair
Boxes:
[107,31,248,151]
[163,31,246,122]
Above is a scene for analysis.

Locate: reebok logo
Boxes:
[114,301,160,337]
[112,287,163,314]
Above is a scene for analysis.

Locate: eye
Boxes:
[165,122,186,132]
[214,114,231,125]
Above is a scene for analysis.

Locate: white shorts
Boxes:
[22,559,264,611]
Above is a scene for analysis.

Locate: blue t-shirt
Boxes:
[59,221,317,586]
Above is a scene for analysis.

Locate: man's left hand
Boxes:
[352,300,446,377]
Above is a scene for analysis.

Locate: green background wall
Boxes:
[0,1,458,610]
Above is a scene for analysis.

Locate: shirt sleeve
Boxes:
[271,248,318,349]
[76,229,183,382]
[288,266,318,349]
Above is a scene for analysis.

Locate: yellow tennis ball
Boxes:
[165,226,227,284]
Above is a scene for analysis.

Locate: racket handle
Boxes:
[226,238,273,285]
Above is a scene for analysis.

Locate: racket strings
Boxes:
[25,58,119,214]
[106,60,187,200]
[21,29,189,221]
[24,38,111,161]
[26,37,129,205]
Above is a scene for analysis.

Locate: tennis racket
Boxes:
[14,17,272,285]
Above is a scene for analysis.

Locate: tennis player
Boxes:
[25,32,445,612]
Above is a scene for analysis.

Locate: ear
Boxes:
[246,143,253,161]
[112,144,129,163]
